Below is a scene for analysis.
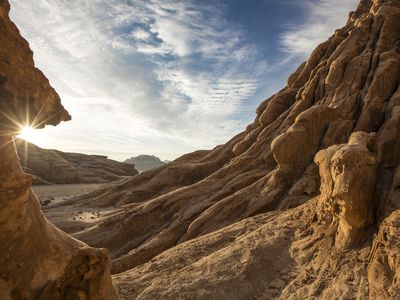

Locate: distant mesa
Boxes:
[15,139,139,185]
[124,154,168,172]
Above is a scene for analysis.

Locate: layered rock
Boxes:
[4,0,400,298]
[16,139,138,185]
[0,1,118,298]
[41,0,400,298]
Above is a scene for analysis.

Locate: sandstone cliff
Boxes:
[45,0,400,299]
[3,0,400,298]
[0,0,118,298]
[16,139,138,185]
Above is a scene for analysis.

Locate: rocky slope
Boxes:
[16,139,138,185]
[44,0,400,298]
[124,155,166,172]
[0,1,118,298]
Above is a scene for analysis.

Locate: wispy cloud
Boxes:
[105,1,266,125]
[9,0,268,159]
[280,0,359,57]
[8,0,358,160]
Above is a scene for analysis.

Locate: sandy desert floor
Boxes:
[33,183,103,206]
[32,183,115,233]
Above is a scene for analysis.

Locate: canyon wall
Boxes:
[2,0,400,298]
[0,1,118,298]
[45,0,400,298]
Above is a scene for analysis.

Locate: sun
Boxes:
[17,126,42,144]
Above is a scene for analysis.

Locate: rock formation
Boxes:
[16,139,138,185]
[44,0,400,298]
[124,155,166,172]
[3,0,400,298]
[0,1,118,298]
[315,131,378,250]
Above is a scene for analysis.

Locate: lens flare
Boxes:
[17,126,42,144]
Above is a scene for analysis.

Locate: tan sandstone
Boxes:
[0,1,118,298]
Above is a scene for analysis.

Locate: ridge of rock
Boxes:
[46,0,400,298]
[16,139,138,185]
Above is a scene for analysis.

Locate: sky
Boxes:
[9,0,359,161]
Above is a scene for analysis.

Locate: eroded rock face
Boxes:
[368,211,400,299]
[0,1,70,134]
[272,105,337,173]
[315,132,378,249]
[0,1,118,298]
[0,137,118,299]
[40,3,400,294]
[35,0,400,298]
